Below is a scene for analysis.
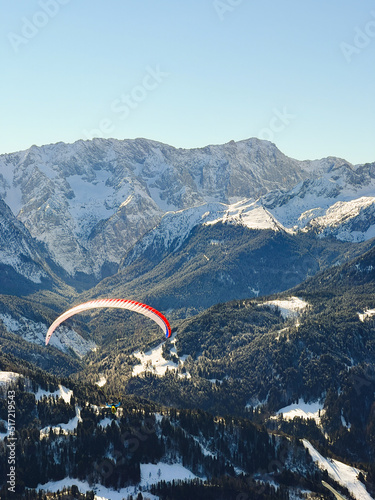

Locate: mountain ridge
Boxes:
[0,137,354,280]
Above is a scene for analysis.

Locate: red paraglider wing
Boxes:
[45,298,171,345]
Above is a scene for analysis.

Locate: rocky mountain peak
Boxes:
[0,137,368,281]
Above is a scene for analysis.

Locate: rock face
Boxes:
[0,137,329,279]
[0,198,53,293]
[0,136,369,281]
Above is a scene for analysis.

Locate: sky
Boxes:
[1,0,374,164]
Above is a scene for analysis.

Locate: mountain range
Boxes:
[1,138,374,289]
[0,137,363,282]
[1,137,375,499]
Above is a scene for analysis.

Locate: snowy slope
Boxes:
[275,399,324,424]
[0,311,96,357]
[306,196,375,242]
[0,198,51,286]
[123,199,286,266]
[203,198,286,230]
[303,440,372,500]
[36,461,199,500]
[0,371,21,386]
[40,406,82,438]
[263,163,375,240]
[261,296,309,318]
[131,333,189,378]
[35,384,73,402]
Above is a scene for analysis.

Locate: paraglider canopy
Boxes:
[45,298,172,345]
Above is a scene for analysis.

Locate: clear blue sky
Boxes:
[1,0,374,163]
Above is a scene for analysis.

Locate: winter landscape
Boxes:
[1,1,375,499]
[1,136,375,499]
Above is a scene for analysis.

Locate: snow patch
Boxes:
[132,333,190,378]
[36,461,197,499]
[0,371,21,386]
[40,407,82,438]
[37,477,159,500]
[209,378,224,385]
[140,461,198,486]
[341,413,351,430]
[98,417,113,428]
[245,397,268,410]
[204,199,286,231]
[132,342,179,377]
[35,384,73,403]
[96,375,107,387]
[358,309,375,322]
[274,399,324,424]
[261,296,309,318]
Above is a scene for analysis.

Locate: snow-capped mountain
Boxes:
[0,137,347,280]
[263,162,375,238]
[120,163,375,268]
[122,199,286,268]
[304,196,375,241]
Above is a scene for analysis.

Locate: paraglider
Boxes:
[45,298,172,345]
[106,402,121,415]
[98,402,121,415]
